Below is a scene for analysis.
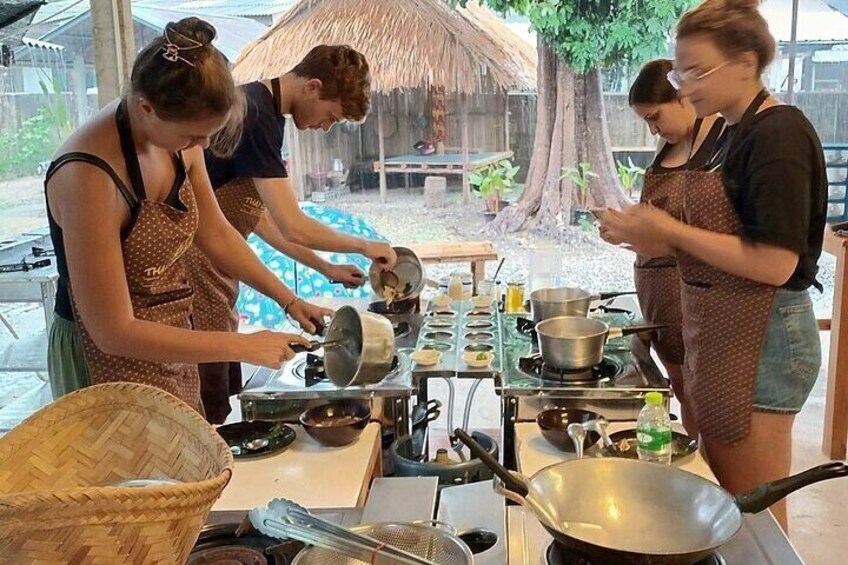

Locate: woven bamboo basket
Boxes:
[0,382,234,564]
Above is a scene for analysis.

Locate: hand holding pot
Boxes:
[240,331,312,368]
[598,204,678,258]
[326,263,366,288]
[286,299,334,334]
[364,241,398,271]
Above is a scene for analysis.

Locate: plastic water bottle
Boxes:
[636,392,672,464]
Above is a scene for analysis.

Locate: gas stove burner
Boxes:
[545,543,726,565]
[516,316,536,337]
[189,522,303,564]
[293,352,401,386]
[518,353,620,385]
[368,298,418,315]
[393,320,411,340]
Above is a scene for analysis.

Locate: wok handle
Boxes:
[454,428,529,498]
[735,461,848,514]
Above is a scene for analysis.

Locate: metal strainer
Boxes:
[292,522,474,565]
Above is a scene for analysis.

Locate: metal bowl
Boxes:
[299,400,371,447]
[536,408,602,452]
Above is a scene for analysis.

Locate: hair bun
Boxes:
[169,17,217,48]
[715,0,762,12]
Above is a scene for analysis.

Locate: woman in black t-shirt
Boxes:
[600,0,826,532]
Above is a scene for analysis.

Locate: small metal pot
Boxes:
[536,316,664,369]
[324,306,395,387]
[529,287,635,322]
[369,246,426,302]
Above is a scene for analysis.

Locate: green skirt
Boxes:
[47,314,90,398]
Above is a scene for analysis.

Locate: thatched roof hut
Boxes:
[234,0,535,93]
[233,0,537,203]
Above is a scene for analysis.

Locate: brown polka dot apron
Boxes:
[678,89,777,445]
[46,99,201,408]
[634,169,687,365]
[183,176,264,422]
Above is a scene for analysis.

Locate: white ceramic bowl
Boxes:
[431,295,452,308]
[411,349,442,366]
[462,351,494,368]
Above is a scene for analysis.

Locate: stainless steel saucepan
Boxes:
[455,428,848,565]
[529,288,635,322]
[322,305,395,387]
[535,316,664,369]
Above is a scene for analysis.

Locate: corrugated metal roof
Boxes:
[131,5,268,59]
[760,0,848,43]
[36,4,267,61]
[21,35,63,50]
[151,0,295,18]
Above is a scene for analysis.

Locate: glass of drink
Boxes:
[506,281,525,314]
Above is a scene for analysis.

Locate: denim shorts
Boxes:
[753,288,821,413]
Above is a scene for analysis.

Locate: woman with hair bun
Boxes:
[45,18,328,409]
[626,58,725,437]
[600,0,827,531]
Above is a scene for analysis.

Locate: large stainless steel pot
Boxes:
[369,246,426,302]
[529,288,635,321]
[324,306,395,387]
[456,429,848,565]
[535,316,663,369]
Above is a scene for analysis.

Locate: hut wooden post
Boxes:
[504,90,510,152]
[90,0,135,108]
[461,92,470,205]
[377,95,388,203]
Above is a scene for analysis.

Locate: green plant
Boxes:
[0,111,57,179]
[38,73,73,143]
[470,159,520,213]
[560,162,598,209]
[616,158,646,198]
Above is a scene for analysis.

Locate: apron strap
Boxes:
[271,77,282,117]
[115,99,148,204]
[46,152,139,212]
[684,117,705,164]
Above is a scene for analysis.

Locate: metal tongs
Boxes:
[250,498,437,565]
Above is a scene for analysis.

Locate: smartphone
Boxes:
[588,207,607,221]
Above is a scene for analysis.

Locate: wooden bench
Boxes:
[407,241,499,293]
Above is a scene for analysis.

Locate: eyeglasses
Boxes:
[667,61,729,90]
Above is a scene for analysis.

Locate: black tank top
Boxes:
[649,117,726,174]
[45,100,186,320]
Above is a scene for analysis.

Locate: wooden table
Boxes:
[407,241,499,293]
[373,151,513,205]
[822,227,848,459]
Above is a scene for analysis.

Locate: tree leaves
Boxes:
[454,0,697,74]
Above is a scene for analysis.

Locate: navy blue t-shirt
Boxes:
[205,81,288,189]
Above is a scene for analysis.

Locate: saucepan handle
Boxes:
[454,428,530,498]
[607,324,667,340]
[597,290,637,301]
[736,461,848,514]
[290,341,322,354]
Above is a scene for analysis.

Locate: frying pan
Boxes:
[535,316,665,369]
[455,428,848,565]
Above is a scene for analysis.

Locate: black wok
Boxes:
[455,428,847,565]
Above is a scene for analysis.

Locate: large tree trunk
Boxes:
[489,39,631,235]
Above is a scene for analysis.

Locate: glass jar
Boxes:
[448,273,464,301]
[460,272,473,300]
[506,280,525,314]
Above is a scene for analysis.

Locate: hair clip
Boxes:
[161,26,204,67]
